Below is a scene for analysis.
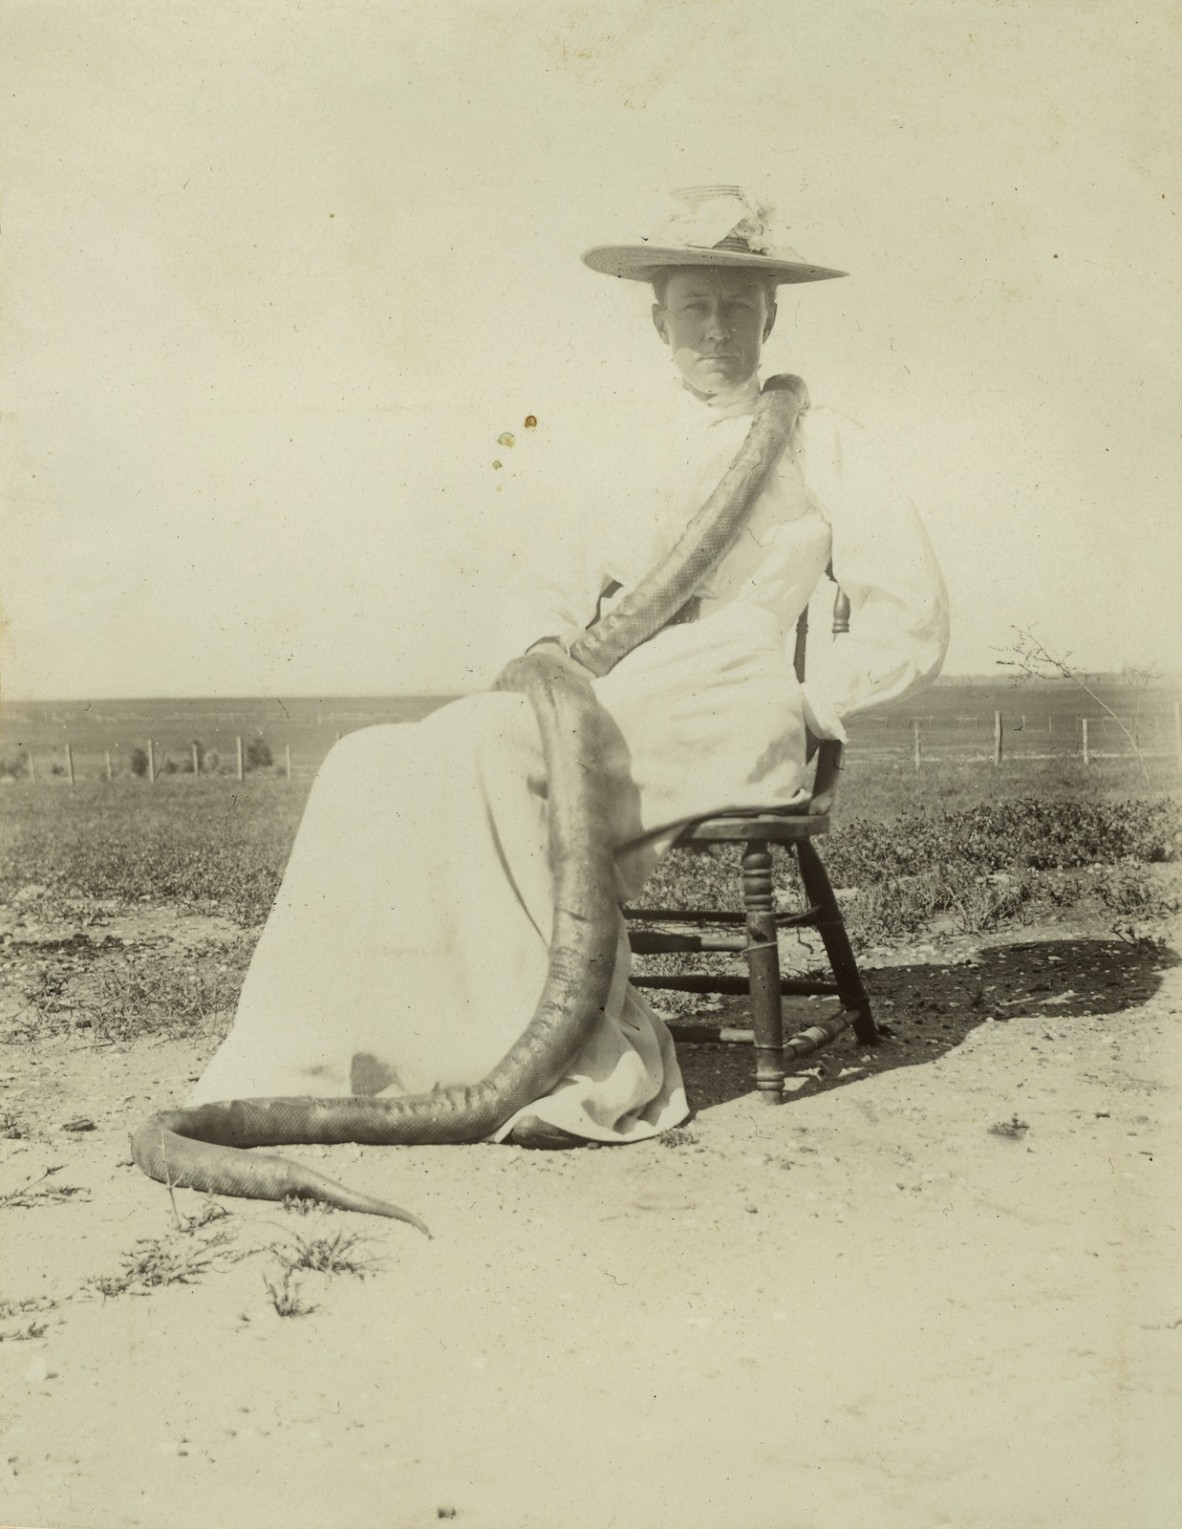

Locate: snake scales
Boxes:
[130,375,809,1235]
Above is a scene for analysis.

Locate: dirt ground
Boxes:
[2,907,1180,1529]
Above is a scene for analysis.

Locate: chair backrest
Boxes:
[792,565,849,683]
[794,567,848,814]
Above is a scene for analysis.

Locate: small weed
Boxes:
[0,1319,50,1342]
[843,873,942,951]
[0,1296,57,1321]
[182,1197,231,1231]
[942,870,1034,935]
[0,1112,25,1140]
[161,1183,231,1236]
[272,1229,382,1279]
[659,1128,699,1149]
[263,1266,316,1318]
[0,1166,90,1210]
[282,1193,318,1215]
[90,1228,242,1297]
[1095,868,1180,952]
[989,1114,1030,1139]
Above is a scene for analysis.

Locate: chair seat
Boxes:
[673,808,830,845]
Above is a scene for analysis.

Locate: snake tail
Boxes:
[130,655,616,1228]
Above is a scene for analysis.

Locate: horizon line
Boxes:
[5,669,1182,708]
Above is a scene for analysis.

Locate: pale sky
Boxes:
[2,0,1180,700]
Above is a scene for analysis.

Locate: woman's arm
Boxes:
[494,535,613,662]
[799,406,951,740]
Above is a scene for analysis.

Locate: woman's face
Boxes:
[652,268,776,397]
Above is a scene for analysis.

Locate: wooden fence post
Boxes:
[284,743,292,781]
[236,736,244,781]
[1081,717,1090,765]
[911,719,921,770]
[993,710,1003,766]
[147,740,156,784]
[65,743,75,786]
[192,742,200,777]
[105,749,113,783]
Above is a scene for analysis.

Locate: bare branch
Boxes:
[995,625,1150,781]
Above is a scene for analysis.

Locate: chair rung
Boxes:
[624,907,744,925]
[776,905,823,928]
[668,1009,853,1059]
[626,906,822,938]
[668,1023,755,1044]
[628,930,747,954]
[630,973,841,996]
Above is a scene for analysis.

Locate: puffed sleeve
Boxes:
[798,405,950,740]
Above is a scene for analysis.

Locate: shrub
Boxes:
[129,748,149,778]
[245,737,273,771]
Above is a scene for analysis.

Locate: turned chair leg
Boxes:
[794,838,879,1044]
[741,841,785,1102]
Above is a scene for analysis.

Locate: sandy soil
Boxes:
[2,912,1180,1529]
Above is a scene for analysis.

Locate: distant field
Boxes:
[0,695,452,784]
[2,679,1177,988]
[2,677,1180,784]
[851,677,1181,766]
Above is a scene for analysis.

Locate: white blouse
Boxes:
[495,374,950,743]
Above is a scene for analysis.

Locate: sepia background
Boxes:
[2,0,1180,703]
[2,9,1181,1529]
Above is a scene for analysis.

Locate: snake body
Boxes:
[130,375,809,1233]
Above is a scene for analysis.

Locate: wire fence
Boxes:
[3,703,1181,785]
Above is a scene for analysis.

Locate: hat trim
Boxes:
[581,243,847,285]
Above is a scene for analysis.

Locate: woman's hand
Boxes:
[523,635,595,675]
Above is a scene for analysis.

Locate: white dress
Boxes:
[189,377,950,1142]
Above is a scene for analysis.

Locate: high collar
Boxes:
[675,371,762,423]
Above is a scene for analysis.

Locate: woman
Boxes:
[188,186,949,1148]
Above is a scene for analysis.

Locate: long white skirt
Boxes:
[189,602,812,1142]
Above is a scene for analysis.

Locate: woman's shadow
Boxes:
[674,934,1179,1111]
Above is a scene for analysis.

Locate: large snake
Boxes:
[130,375,809,1235]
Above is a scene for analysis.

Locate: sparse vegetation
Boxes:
[270,1228,383,1279]
[0,1294,59,1341]
[90,1228,244,1298]
[87,952,246,1043]
[0,693,1175,1059]
[262,1266,316,1318]
[0,1167,90,1210]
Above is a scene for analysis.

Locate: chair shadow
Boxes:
[676,934,1179,1114]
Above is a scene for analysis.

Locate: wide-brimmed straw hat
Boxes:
[582,185,846,286]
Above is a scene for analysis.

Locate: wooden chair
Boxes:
[623,577,880,1102]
